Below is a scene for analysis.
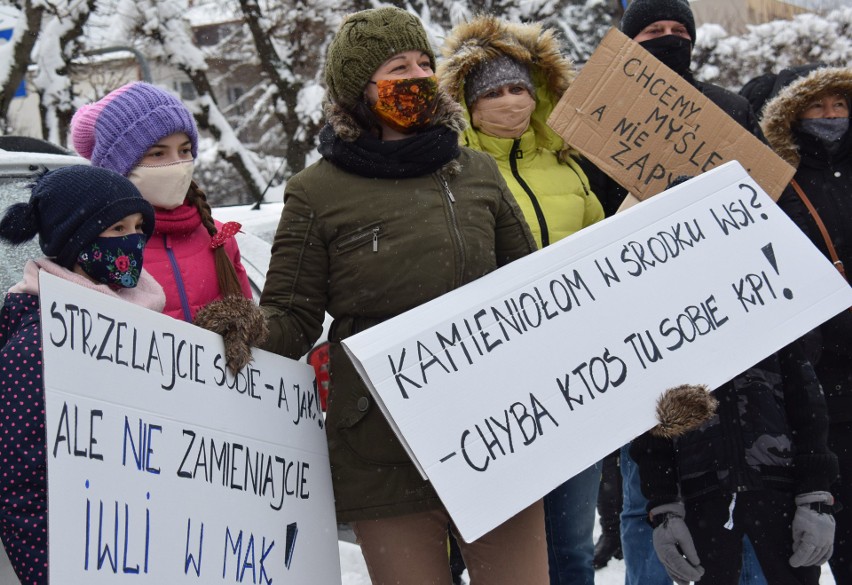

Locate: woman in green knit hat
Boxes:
[259,6,549,584]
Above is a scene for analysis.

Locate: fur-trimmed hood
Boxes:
[323,90,467,142]
[437,14,575,155]
[761,66,852,168]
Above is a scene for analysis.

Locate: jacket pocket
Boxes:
[325,342,412,466]
[334,223,383,254]
[334,391,413,466]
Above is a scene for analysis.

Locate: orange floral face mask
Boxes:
[370,76,438,133]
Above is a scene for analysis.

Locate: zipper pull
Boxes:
[372,227,379,252]
[441,175,455,203]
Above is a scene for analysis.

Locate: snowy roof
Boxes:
[185,1,240,27]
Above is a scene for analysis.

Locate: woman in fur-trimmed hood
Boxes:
[762,65,852,583]
[259,6,547,584]
[761,66,852,168]
[440,15,604,585]
[438,15,574,159]
[438,15,604,250]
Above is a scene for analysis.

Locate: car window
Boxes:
[0,146,88,294]
[0,175,41,293]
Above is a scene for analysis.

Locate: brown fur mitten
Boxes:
[651,384,718,439]
[193,296,269,374]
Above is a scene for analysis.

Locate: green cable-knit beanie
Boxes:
[324,7,435,109]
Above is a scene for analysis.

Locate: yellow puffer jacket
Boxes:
[476,129,602,247]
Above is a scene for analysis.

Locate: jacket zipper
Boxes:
[336,226,381,253]
[509,139,549,247]
[719,388,749,492]
[163,233,193,322]
[438,173,465,284]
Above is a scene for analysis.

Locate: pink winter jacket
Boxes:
[145,202,252,321]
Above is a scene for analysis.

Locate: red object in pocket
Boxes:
[307,342,330,411]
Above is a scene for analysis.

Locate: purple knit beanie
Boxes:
[70,83,134,159]
[74,82,199,177]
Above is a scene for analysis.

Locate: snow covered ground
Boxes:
[338,535,839,585]
[0,532,839,583]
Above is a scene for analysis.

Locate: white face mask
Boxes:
[471,92,536,139]
[128,159,195,210]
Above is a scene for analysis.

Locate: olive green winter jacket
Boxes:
[260,95,536,521]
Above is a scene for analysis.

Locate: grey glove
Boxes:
[789,491,835,567]
[650,502,705,585]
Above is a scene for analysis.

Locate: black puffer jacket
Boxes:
[761,66,852,423]
[630,341,838,510]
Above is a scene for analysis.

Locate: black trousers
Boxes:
[685,490,820,585]
[830,421,852,584]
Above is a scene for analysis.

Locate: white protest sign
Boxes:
[40,272,341,584]
[342,161,852,543]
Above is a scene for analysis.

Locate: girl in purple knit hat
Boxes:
[71,82,266,372]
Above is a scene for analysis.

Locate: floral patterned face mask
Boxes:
[370,75,439,133]
[76,234,147,289]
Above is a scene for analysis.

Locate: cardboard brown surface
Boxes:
[548,28,794,201]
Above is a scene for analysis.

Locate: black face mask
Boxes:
[639,35,693,77]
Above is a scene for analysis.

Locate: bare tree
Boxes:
[32,0,97,145]
[692,7,852,90]
[118,0,266,202]
[0,1,44,133]
[238,0,332,177]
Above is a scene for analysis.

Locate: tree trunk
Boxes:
[237,0,321,178]
[36,0,96,145]
[0,2,44,134]
[181,66,264,204]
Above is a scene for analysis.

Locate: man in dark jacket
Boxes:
[761,64,852,584]
[583,0,764,217]
[582,2,829,584]
[631,343,838,585]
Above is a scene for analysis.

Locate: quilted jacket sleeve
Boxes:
[491,160,538,266]
[778,338,839,494]
[629,431,681,513]
[259,175,328,360]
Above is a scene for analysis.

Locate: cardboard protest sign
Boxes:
[342,161,852,543]
[39,272,341,584]
[547,28,794,202]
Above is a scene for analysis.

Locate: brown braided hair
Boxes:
[185,180,246,298]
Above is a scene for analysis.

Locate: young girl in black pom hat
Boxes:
[0,165,165,584]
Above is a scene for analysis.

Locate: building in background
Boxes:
[689,0,808,32]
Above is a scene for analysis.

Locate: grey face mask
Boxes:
[798,117,850,145]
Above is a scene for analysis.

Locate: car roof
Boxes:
[0,151,89,176]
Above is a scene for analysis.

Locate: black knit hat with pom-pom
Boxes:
[0,165,154,269]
